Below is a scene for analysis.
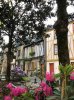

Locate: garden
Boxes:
[0,65,74,100]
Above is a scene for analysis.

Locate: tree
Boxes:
[54,0,70,66]
[0,0,74,83]
[0,0,28,81]
[19,1,52,44]
[21,0,74,67]
[53,0,74,99]
[0,0,52,81]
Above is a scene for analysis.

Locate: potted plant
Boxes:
[29,52,35,56]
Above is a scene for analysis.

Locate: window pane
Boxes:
[54,33,57,39]
[54,44,58,55]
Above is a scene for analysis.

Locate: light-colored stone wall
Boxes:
[1,51,7,74]
[46,21,74,74]
[16,45,24,69]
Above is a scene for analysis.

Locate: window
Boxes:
[31,46,35,52]
[18,60,20,66]
[71,62,74,66]
[73,23,74,33]
[39,43,43,56]
[54,44,58,55]
[18,50,20,57]
[54,33,57,39]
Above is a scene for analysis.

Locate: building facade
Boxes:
[0,52,3,73]
[1,48,8,74]
[46,21,74,74]
[24,40,44,76]
[16,45,24,70]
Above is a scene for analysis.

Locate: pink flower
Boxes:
[40,81,53,96]
[40,81,46,88]
[6,83,13,90]
[35,82,53,100]
[70,72,74,80]
[46,72,55,82]
[35,87,42,100]
[35,95,39,100]
[11,86,27,96]
[43,85,53,96]
[4,95,12,100]
[35,87,42,94]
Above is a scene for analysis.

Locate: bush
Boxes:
[11,67,27,81]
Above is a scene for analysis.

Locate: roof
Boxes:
[24,39,43,48]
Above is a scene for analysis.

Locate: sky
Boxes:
[1,3,74,45]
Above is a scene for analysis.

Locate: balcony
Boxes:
[29,51,35,57]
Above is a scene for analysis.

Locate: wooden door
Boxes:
[32,62,35,70]
[49,63,54,74]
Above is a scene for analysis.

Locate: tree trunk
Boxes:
[54,0,70,100]
[6,31,13,81]
[56,30,70,66]
[54,0,70,66]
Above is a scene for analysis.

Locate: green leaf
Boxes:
[46,95,60,100]
[53,89,61,96]
[66,65,74,76]
[69,96,74,100]
[22,92,34,98]
[22,77,30,82]
[54,73,61,78]
[59,65,64,74]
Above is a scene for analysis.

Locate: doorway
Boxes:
[49,63,54,74]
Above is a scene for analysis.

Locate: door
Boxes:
[32,62,35,70]
[49,63,54,74]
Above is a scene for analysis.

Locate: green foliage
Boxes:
[14,92,34,100]
[53,89,61,96]
[46,95,61,100]
[48,64,74,100]
[29,52,35,56]
[54,73,61,78]
[22,77,30,82]
[33,68,44,81]
[0,81,10,96]
[58,64,74,77]
[2,86,10,96]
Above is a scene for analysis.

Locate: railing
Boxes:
[0,74,6,81]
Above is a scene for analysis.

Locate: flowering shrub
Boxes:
[6,83,28,96]
[46,72,55,82]
[35,81,53,100]
[11,67,27,81]
[11,86,28,96]
[4,95,12,100]
[70,71,74,80]
[6,83,13,90]
[0,81,53,100]
[5,82,35,100]
[1,65,74,100]
[0,83,28,100]
[40,81,53,96]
